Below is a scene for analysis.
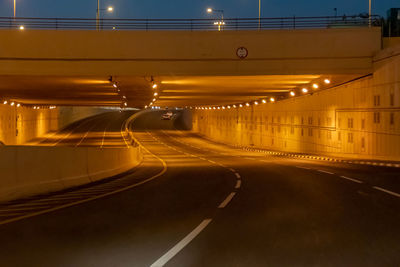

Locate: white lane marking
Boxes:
[317,170,334,175]
[218,192,236,208]
[235,180,242,189]
[340,176,363,184]
[235,173,241,179]
[229,168,236,173]
[373,186,400,198]
[208,160,216,164]
[150,219,212,267]
[296,166,311,170]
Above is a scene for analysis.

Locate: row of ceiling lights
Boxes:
[2,99,57,110]
[112,81,128,108]
[145,80,160,109]
[192,78,331,110]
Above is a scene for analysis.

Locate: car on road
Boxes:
[161,111,174,120]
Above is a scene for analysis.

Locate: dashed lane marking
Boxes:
[218,192,237,208]
[235,180,242,189]
[235,173,241,179]
[373,186,400,198]
[317,170,335,175]
[340,176,363,184]
[296,166,311,170]
[150,219,212,267]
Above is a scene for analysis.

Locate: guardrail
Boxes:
[0,15,382,31]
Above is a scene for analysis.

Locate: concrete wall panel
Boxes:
[0,146,142,202]
[193,48,400,161]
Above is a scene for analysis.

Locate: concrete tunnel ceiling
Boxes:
[0,74,361,108]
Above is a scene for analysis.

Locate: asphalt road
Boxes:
[0,110,399,266]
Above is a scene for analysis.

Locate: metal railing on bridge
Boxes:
[0,15,382,31]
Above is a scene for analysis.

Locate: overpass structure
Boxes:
[0,16,381,108]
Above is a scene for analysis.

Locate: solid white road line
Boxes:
[317,170,334,175]
[235,180,242,189]
[150,219,212,267]
[235,173,241,179]
[218,192,236,208]
[340,176,363,184]
[373,186,400,198]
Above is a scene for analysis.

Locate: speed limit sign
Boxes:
[236,47,248,59]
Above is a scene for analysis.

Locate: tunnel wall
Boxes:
[0,106,112,145]
[0,145,142,202]
[192,46,400,162]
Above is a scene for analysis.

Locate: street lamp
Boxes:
[207,7,225,31]
[96,0,114,30]
[369,0,372,27]
[258,0,261,30]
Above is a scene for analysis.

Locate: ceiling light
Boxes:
[233,105,237,108]
[16,103,21,107]
[262,99,267,104]
[254,101,259,105]
[152,84,158,89]
[154,92,158,96]
[324,79,331,84]
[246,103,250,107]
[302,88,308,93]
[239,104,243,108]
[10,102,15,106]
[19,25,24,30]
[313,83,319,89]
[270,97,275,102]
[113,83,117,88]
[290,91,296,96]
[3,100,7,105]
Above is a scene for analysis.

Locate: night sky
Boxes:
[0,0,398,19]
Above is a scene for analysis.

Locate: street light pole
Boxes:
[369,0,372,27]
[13,0,16,18]
[207,8,225,31]
[96,0,100,30]
[258,0,261,30]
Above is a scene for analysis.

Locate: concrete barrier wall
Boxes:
[0,105,112,145]
[0,145,142,202]
[192,46,400,162]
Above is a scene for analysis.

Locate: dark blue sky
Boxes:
[0,0,398,19]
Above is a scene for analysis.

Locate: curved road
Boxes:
[0,110,399,266]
